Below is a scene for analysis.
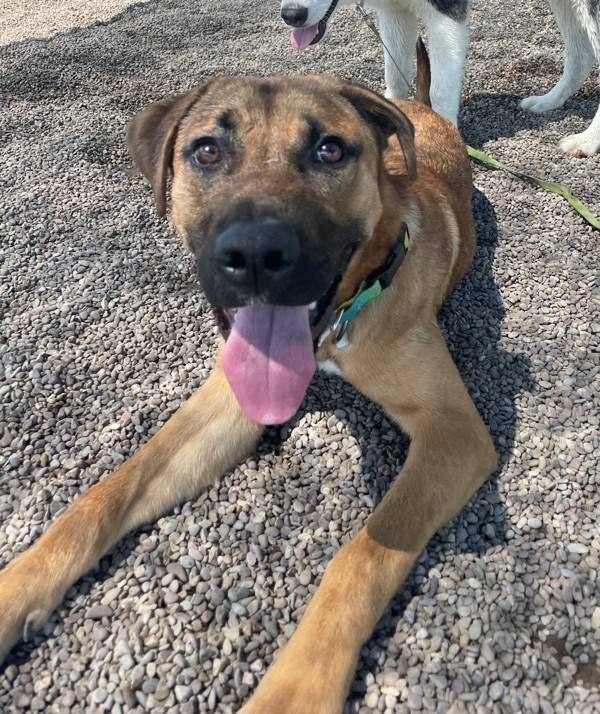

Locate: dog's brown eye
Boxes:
[193,141,220,166]
[315,139,345,164]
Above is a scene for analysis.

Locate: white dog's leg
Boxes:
[520,0,600,156]
[379,7,419,100]
[426,12,468,125]
[519,0,595,113]
[559,98,600,156]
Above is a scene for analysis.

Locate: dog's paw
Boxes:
[559,129,600,157]
[519,94,564,113]
[0,561,53,663]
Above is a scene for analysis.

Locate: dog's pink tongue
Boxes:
[290,24,319,50]
[222,304,316,425]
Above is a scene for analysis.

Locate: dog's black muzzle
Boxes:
[196,218,335,309]
[281,4,309,26]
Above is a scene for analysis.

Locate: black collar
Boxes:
[314,223,410,346]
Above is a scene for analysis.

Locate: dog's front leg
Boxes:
[240,327,497,713]
[379,7,418,100]
[518,0,600,156]
[425,13,468,125]
[0,357,263,663]
[519,0,595,116]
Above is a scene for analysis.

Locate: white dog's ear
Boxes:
[340,83,416,180]
[127,81,216,216]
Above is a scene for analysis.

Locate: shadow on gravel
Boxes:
[0,0,277,109]
[342,188,535,700]
[461,90,599,148]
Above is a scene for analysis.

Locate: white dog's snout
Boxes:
[280,0,333,27]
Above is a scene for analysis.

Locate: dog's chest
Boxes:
[316,328,350,378]
[318,357,344,378]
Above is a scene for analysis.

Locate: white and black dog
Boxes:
[281,0,600,156]
[282,0,469,125]
[519,0,600,157]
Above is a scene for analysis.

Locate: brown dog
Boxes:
[0,64,497,711]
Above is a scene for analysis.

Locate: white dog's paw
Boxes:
[559,129,600,157]
[519,93,564,113]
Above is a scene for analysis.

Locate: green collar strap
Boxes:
[329,225,410,344]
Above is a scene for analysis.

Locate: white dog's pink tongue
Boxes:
[290,25,319,50]
[222,304,316,425]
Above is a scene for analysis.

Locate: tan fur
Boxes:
[0,75,497,712]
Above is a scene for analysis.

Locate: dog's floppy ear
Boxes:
[127,81,215,216]
[340,84,416,180]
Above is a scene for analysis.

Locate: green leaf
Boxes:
[467,146,600,231]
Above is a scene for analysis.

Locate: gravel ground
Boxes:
[1,0,598,712]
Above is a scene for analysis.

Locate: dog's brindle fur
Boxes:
[0,73,497,711]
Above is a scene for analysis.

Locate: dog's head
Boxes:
[280,0,346,49]
[128,75,415,425]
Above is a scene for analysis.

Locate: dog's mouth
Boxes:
[290,0,339,50]
[213,265,341,341]
[212,256,347,426]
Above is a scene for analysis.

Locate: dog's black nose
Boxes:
[215,219,301,294]
[281,5,309,27]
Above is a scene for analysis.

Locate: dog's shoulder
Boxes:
[385,99,471,194]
